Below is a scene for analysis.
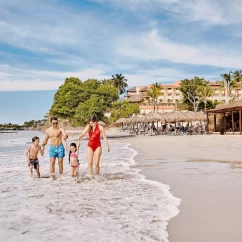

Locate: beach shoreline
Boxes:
[117,134,242,242]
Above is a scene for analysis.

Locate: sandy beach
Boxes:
[117,134,242,242]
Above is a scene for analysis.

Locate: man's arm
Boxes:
[61,128,68,141]
[41,131,49,150]
[64,139,70,153]
[39,146,44,156]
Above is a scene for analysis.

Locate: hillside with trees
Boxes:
[49,75,136,126]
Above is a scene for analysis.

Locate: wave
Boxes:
[0,133,180,242]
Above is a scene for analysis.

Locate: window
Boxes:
[159,99,163,103]
[168,94,172,96]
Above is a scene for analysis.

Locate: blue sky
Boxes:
[1,0,242,124]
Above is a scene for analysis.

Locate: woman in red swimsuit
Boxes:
[78,116,110,175]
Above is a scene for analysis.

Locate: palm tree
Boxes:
[146,83,163,112]
[220,71,236,103]
[219,71,240,102]
[111,74,128,96]
[233,70,242,83]
[232,70,242,99]
[196,84,215,112]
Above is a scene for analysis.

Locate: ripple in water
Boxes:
[0,131,180,242]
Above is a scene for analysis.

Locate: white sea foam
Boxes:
[0,131,180,242]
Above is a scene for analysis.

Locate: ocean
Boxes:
[0,131,180,242]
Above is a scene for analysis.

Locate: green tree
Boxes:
[196,84,215,112]
[50,77,84,118]
[23,120,35,128]
[179,77,207,112]
[50,77,119,126]
[74,95,107,125]
[101,79,114,87]
[110,100,140,121]
[146,83,163,113]
[198,100,216,111]
[111,73,128,96]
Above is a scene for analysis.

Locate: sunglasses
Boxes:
[52,122,58,124]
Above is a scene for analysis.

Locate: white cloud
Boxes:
[116,29,242,68]
[90,0,242,25]
[1,62,216,91]
[0,0,241,92]
[0,80,64,91]
[0,0,114,55]
[0,64,111,91]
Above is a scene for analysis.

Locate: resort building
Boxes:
[124,81,242,114]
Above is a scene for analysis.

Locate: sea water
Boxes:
[0,131,180,242]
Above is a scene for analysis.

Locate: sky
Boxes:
[1,0,242,124]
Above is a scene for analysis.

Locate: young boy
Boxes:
[25,136,44,178]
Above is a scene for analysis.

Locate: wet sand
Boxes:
[120,134,242,242]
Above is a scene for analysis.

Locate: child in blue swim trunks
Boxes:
[25,136,44,178]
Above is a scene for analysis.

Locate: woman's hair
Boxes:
[88,116,97,133]
[32,136,39,142]
[68,143,77,164]
[89,116,97,122]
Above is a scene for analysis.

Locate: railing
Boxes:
[140,103,176,107]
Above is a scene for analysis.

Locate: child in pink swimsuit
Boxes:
[64,140,80,178]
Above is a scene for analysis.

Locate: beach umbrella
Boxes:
[140,113,155,122]
[115,118,126,124]
[115,117,126,130]
[181,111,196,122]
[165,111,184,123]
[130,115,141,124]
[124,117,132,124]
[195,111,207,121]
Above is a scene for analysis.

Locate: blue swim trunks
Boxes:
[49,144,65,158]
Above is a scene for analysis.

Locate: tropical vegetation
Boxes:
[146,83,163,113]
[50,77,119,125]
[109,100,140,121]
[179,77,208,112]
[111,73,128,96]
[219,70,242,103]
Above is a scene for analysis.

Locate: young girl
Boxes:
[25,136,44,178]
[64,140,80,178]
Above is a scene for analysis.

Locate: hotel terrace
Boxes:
[123,81,242,114]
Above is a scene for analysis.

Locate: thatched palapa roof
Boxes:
[207,99,242,113]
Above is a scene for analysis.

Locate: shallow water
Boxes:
[0,131,180,242]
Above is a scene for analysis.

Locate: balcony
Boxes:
[140,103,175,107]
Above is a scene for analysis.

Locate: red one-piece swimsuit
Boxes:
[88,124,101,151]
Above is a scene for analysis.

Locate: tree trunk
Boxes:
[193,102,196,112]
[194,102,199,112]
[225,86,229,104]
[204,97,207,113]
